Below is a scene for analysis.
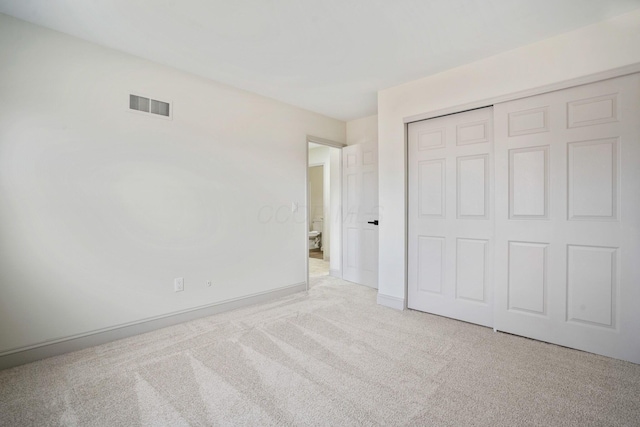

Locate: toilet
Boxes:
[308,218,323,250]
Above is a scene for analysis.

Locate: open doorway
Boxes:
[307,138,343,280]
[308,164,324,261]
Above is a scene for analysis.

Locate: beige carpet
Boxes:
[1,275,639,426]
[309,257,329,278]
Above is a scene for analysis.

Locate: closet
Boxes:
[407,73,640,363]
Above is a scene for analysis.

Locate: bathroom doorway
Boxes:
[308,164,324,260]
[307,138,343,280]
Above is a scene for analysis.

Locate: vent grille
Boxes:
[130,94,170,117]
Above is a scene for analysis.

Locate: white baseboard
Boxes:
[377,293,405,310]
[0,282,307,370]
[329,269,341,278]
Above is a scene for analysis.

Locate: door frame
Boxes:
[402,63,640,312]
[305,135,346,289]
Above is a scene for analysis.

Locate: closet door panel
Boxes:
[408,107,494,327]
[494,73,640,364]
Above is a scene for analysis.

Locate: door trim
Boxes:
[307,135,347,149]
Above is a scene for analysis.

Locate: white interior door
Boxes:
[494,73,640,364]
[408,107,494,327]
[342,142,378,288]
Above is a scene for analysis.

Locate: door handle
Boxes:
[367,220,379,226]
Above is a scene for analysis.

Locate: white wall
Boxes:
[308,165,324,227]
[0,14,345,354]
[378,9,640,301]
[346,115,378,146]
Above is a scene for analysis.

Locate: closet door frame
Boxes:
[404,64,640,125]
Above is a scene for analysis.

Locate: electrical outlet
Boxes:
[206,280,212,287]
[174,277,184,292]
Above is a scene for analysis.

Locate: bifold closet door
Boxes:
[408,107,494,327]
[494,73,640,364]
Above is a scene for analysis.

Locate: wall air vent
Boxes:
[129,94,171,118]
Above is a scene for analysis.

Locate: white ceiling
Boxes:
[1,0,639,121]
